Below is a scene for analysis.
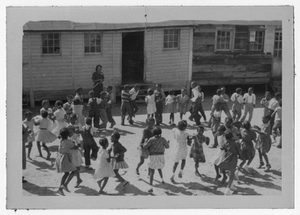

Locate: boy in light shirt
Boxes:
[240,87,256,123]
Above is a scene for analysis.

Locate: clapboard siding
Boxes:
[22,34,30,90]
[147,28,190,90]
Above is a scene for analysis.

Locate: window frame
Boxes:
[214,27,235,52]
[273,30,282,58]
[163,28,180,50]
[84,32,103,54]
[41,33,61,55]
[248,29,265,52]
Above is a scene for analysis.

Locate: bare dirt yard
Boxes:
[22,94,282,197]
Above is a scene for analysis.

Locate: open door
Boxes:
[122,31,144,84]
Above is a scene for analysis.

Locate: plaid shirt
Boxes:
[143,136,169,155]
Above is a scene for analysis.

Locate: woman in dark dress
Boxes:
[92,64,105,98]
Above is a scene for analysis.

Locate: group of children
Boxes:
[22,81,282,195]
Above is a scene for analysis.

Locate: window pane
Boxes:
[42,40,48,47]
[54,47,60,53]
[42,47,48,54]
[174,35,179,42]
[48,34,53,39]
[54,33,59,39]
[48,40,53,46]
[164,42,168,48]
[225,44,229,49]
[91,46,95,53]
[169,29,174,34]
[48,47,53,54]
[42,34,47,40]
[84,46,89,53]
[96,46,101,52]
[174,42,178,48]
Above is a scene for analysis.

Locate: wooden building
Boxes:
[22,20,282,107]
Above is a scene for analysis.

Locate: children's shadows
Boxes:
[23,181,59,196]
[28,159,56,171]
[100,128,135,136]
[233,186,261,195]
[74,185,99,196]
[238,175,281,191]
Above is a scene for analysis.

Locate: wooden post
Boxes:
[28,33,35,108]
[187,28,194,96]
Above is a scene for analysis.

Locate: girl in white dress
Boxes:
[35,111,57,160]
[52,100,68,137]
[145,88,157,118]
[170,120,191,182]
[94,137,115,195]
[165,89,177,126]
[210,125,227,182]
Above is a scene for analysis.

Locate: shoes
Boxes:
[109,122,116,128]
[220,175,228,184]
[214,174,221,181]
[136,169,140,176]
[224,188,234,195]
[171,123,176,126]
[264,164,271,172]
[61,185,70,192]
[121,123,125,126]
[257,162,264,169]
[161,180,165,184]
[243,165,250,173]
[169,121,172,125]
[74,179,83,188]
[148,188,153,193]
[57,188,64,196]
[178,172,183,178]
[170,176,175,183]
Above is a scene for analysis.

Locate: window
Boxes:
[42,33,60,54]
[163,29,180,49]
[274,31,282,58]
[249,30,264,51]
[215,28,234,51]
[84,33,102,53]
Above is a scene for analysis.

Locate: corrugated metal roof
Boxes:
[23,20,282,32]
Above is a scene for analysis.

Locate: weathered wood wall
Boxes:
[192,25,273,86]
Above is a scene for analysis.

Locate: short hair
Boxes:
[41,100,49,107]
[156,84,162,88]
[85,117,92,125]
[242,121,251,130]
[55,100,63,108]
[73,98,81,105]
[134,84,140,89]
[197,125,205,132]
[248,87,254,91]
[225,117,233,124]
[221,87,226,91]
[70,113,77,120]
[67,94,74,99]
[124,85,130,90]
[275,92,282,100]
[177,120,188,131]
[95,64,102,71]
[60,127,70,139]
[67,125,76,132]
[89,90,95,96]
[216,89,222,95]
[217,124,226,134]
[169,89,175,95]
[76,87,83,93]
[99,137,109,148]
[147,88,154,95]
[106,86,113,91]
[224,131,233,140]
[112,131,121,140]
[24,110,33,118]
[153,127,162,136]
[236,88,242,93]
[146,117,155,124]
[41,111,48,118]
[265,91,271,95]
[100,91,107,97]
[181,88,187,93]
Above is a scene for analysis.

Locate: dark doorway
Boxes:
[122,31,144,84]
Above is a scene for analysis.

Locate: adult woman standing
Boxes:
[92,65,105,98]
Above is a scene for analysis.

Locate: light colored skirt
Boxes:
[94,163,115,180]
[111,158,129,170]
[210,149,226,166]
[69,149,83,167]
[36,129,57,143]
[148,154,165,169]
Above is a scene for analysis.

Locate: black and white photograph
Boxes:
[5,2,296,211]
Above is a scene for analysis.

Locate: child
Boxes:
[271,99,282,148]
[268,92,281,132]
[210,97,222,148]
[231,87,243,121]
[98,91,108,129]
[224,117,240,142]
[218,131,241,195]
[260,91,271,117]
[253,115,272,172]
[239,121,257,173]
[121,85,133,125]
[23,110,35,160]
[136,117,155,177]
[72,97,85,126]
[210,125,227,182]
[52,100,67,137]
[189,81,202,125]
[40,99,55,130]
[35,111,57,160]
[208,89,223,127]
[81,117,101,169]
[68,125,84,188]
[94,138,115,195]
[189,126,209,177]
[165,89,177,126]
[143,127,170,193]
[74,87,84,103]
[106,86,116,128]
[87,90,100,128]
[129,84,140,117]
[170,120,191,182]
[197,85,207,122]
[55,128,77,196]
[22,122,32,183]
[154,84,166,126]
[220,87,232,118]
[176,88,190,120]
[240,87,256,123]
[145,88,156,119]
[108,131,129,188]
[63,94,74,123]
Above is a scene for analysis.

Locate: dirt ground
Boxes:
[22,93,282,196]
